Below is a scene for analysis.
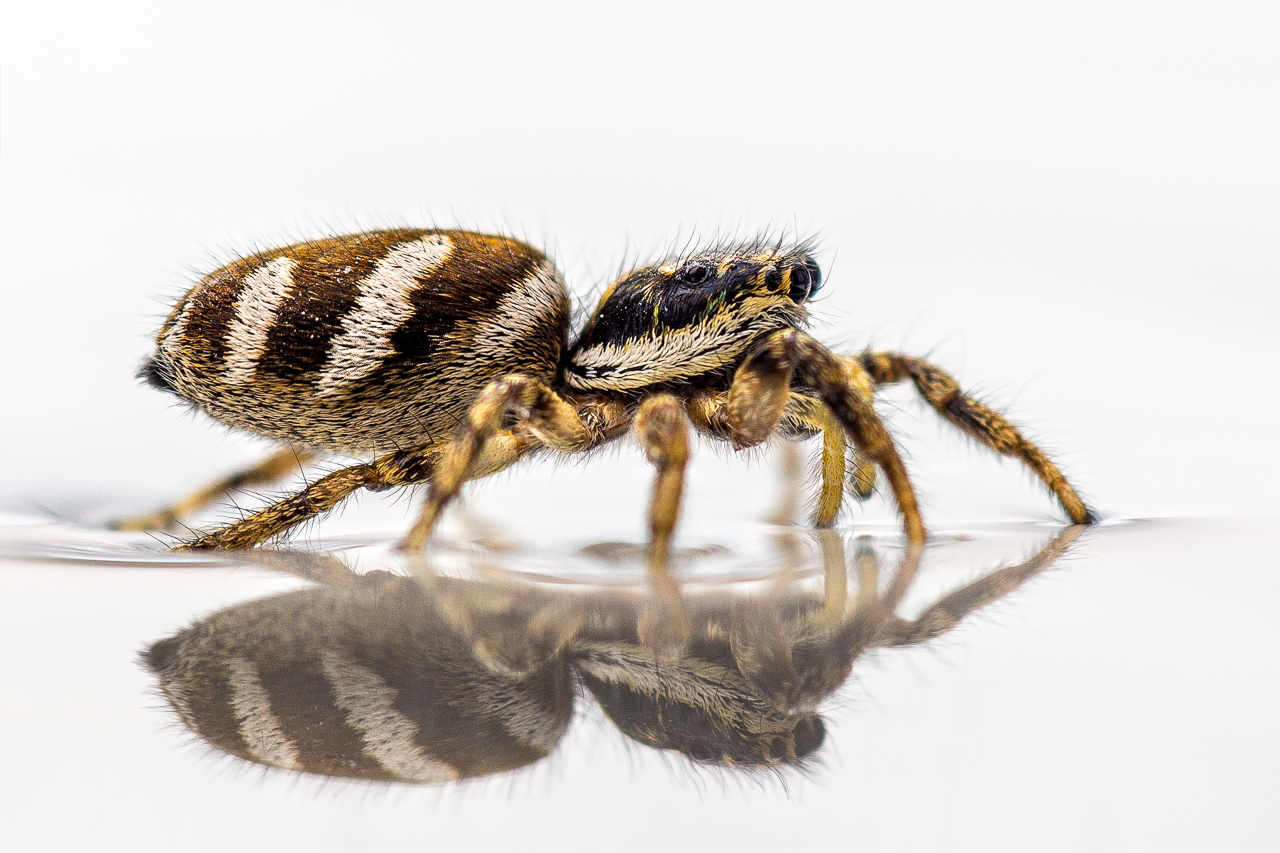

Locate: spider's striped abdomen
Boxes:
[143,230,570,453]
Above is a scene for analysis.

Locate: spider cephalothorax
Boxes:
[567,243,820,392]
[120,228,1095,556]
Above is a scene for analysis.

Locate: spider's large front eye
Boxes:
[678,262,713,285]
[789,259,821,302]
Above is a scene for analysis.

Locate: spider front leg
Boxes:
[779,395,879,525]
[688,390,859,529]
[116,445,318,532]
[781,396,846,528]
[400,375,609,551]
[695,330,927,542]
[858,351,1096,524]
[790,339,927,541]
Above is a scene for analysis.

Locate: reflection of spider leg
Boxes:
[730,529,847,710]
[402,375,594,551]
[841,541,925,653]
[232,548,366,587]
[818,528,852,621]
[784,541,925,711]
[858,351,1096,524]
[877,524,1086,647]
[766,433,805,526]
[116,446,317,531]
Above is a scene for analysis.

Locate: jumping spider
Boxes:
[122,229,1095,559]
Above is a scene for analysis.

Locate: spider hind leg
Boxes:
[174,448,435,550]
[115,446,317,532]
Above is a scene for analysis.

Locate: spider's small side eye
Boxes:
[679,262,712,285]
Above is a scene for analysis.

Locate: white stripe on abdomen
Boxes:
[315,235,454,396]
[223,257,298,384]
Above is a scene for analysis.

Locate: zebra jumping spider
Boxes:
[121,229,1095,560]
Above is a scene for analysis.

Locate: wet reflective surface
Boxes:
[3,513,1277,851]
[137,528,1081,780]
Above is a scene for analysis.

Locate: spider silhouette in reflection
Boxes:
[144,526,1084,777]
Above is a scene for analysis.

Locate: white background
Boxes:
[1,2,1278,851]
[1,0,1277,524]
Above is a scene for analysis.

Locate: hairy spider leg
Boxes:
[690,389,875,528]
[782,381,879,523]
[175,446,441,550]
[848,449,878,501]
[400,375,595,552]
[768,539,926,713]
[116,446,318,532]
[779,395,849,528]
[858,351,1096,525]
[832,357,880,503]
[814,541,924,704]
[693,330,927,542]
[633,394,692,574]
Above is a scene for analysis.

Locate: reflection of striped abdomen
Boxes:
[142,230,571,453]
[142,581,573,782]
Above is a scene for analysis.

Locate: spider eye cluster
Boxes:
[670,252,822,303]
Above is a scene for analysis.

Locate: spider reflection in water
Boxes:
[143,526,1085,780]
